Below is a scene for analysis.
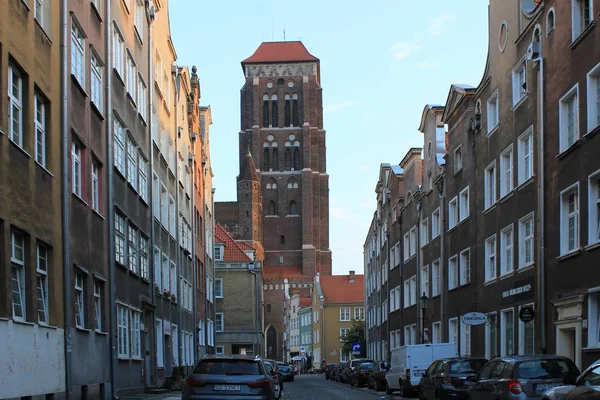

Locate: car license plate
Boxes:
[213,384,241,391]
[536,383,561,391]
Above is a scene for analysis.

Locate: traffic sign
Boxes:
[300,346,306,352]
[352,342,361,354]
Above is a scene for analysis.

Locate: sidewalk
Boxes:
[120,392,181,400]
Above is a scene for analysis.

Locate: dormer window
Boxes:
[214,244,224,261]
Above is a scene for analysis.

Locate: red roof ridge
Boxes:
[215,224,252,262]
[242,41,319,65]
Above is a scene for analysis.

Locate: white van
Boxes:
[384,343,458,397]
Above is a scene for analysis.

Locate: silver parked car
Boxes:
[182,354,277,400]
[542,359,600,400]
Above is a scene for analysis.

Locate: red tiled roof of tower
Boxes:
[319,274,364,304]
[215,224,251,261]
[242,41,319,64]
[299,298,312,308]
[239,150,259,182]
[263,266,303,279]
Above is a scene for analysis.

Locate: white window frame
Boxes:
[72,142,82,197]
[487,89,499,134]
[94,280,102,332]
[117,304,130,358]
[128,224,139,274]
[459,187,470,222]
[91,51,103,112]
[172,324,179,366]
[156,319,164,367]
[500,145,514,198]
[71,20,85,86]
[560,183,580,255]
[518,304,535,355]
[587,292,600,348]
[432,208,440,239]
[126,51,137,102]
[485,234,497,282]
[134,0,145,42]
[518,127,534,185]
[432,322,441,344]
[138,75,148,121]
[34,0,44,24]
[410,276,417,306]
[11,231,26,321]
[216,312,224,332]
[448,256,458,290]
[448,318,458,345]
[572,0,593,41]
[559,84,580,153]
[404,326,411,345]
[460,248,470,286]
[127,138,138,189]
[36,245,49,325]
[215,278,223,298]
[403,280,410,308]
[512,57,527,106]
[460,322,471,356]
[432,259,441,296]
[546,8,556,36]
[448,197,458,229]
[586,62,600,134]
[340,307,351,322]
[131,309,142,359]
[454,145,463,173]
[421,264,429,297]
[75,271,85,329]
[354,307,364,321]
[484,161,497,209]
[35,95,47,167]
[340,328,349,342]
[485,313,498,360]
[92,161,99,212]
[500,225,514,276]
[8,65,23,147]
[409,226,417,256]
[113,118,125,173]
[138,155,148,202]
[421,218,429,247]
[500,308,515,357]
[589,172,600,245]
[115,213,126,265]
[519,212,535,268]
[113,25,125,78]
[215,346,224,355]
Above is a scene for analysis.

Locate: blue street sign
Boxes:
[352,342,361,354]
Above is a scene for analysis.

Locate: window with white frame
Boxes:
[127,138,138,188]
[75,271,85,328]
[169,195,176,236]
[587,63,600,133]
[454,146,463,173]
[153,247,161,290]
[449,318,458,344]
[559,85,579,152]
[432,322,441,344]
[487,90,499,134]
[113,26,124,77]
[587,292,600,348]
[512,58,527,106]
[403,279,410,308]
[138,155,148,202]
[171,325,179,365]
[35,95,47,167]
[138,76,147,121]
[215,345,224,355]
[91,161,100,212]
[340,307,351,321]
[484,161,497,209]
[404,326,411,345]
[547,8,556,35]
[449,197,458,229]
[518,129,533,185]
[519,213,535,268]
[113,118,125,173]
[160,184,168,226]
[485,313,498,360]
[91,52,102,112]
[215,278,223,298]
[421,265,429,297]
[117,304,130,358]
[411,324,417,344]
[501,308,514,356]
[131,309,142,359]
[500,225,514,276]
[340,328,349,341]
[460,249,470,285]
[421,218,429,246]
[459,188,469,221]
[8,65,23,147]
[216,313,224,332]
[460,322,471,356]
[518,305,535,355]
[448,256,459,290]
[71,21,85,85]
[156,319,164,367]
[432,259,441,296]
[72,142,82,197]
[126,52,137,102]
[561,184,580,254]
[169,261,176,296]
[128,224,139,274]
[354,307,364,320]
[572,0,593,41]
[134,0,145,40]
[36,245,49,324]
[432,208,440,238]
[485,235,497,282]
[588,174,600,246]
[500,146,514,197]
[11,231,26,321]
[115,213,126,265]
[410,276,417,305]
[403,232,409,261]
[409,226,417,256]
[94,279,102,332]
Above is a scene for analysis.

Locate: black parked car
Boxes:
[278,364,295,382]
[542,358,600,400]
[368,361,389,391]
[467,355,580,400]
[351,362,375,387]
[419,357,488,400]
[325,363,339,380]
[263,359,283,398]
[341,358,374,384]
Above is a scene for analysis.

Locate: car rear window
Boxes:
[352,359,373,367]
[361,363,375,370]
[448,360,487,373]
[516,359,579,382]
[193,359,260,375]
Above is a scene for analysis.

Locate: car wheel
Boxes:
[385,381,393,395]
[435,388,442,400]
[398,381,406,398]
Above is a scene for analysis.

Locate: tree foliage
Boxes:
[340,319,366,358]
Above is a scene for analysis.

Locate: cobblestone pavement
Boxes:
[282,374,404,400]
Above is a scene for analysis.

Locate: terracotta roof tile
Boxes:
[299,298,312,308]
[242,41,319,64]
[319,274,364,304]
[239,151,259,182]
[263,266,303,280]
[237,241,254,251]
[215,224,251,262]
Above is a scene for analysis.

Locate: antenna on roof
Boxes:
[283,28,286,41]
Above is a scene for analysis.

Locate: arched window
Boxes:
[262,94,269,127]
[284,148,292,171]
[268,201,277,216]
[271,94,278,127]
[293,147,301,170]
[289,200,298,215]
[272,147,279,171]
[284,94,291,127]
[292,93,299,127]
[532,25,541,44]
[263,147,270,170]
[546,9,555,35]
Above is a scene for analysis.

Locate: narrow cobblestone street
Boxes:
[281,374,401,400]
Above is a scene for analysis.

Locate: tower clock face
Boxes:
[267,82,273,89]
[288,81,294,88]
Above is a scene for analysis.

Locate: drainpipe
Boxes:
[438,181,446,342]
[60,0,73,398]
[250,266,260,356]
[385,230,390,361]
[533,55,546,353]
[174,70,183,373]
[416,201,422,344]
[191,138,197,363]
[212,188,216,352]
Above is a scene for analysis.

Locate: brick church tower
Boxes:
[239,41,332,277]
[237,149,263,246]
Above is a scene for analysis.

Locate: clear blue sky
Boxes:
[170,0,490,276]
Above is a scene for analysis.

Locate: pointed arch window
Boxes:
[292,94,299,127]
[289,200,298,215]
[285,94,292,127]
[271,94,278,127]
[284,148,292,171]
[268,201,277,216]
[263,148,270,171]
[272,147,279,171]
[263,94,270,127]
[293,147,301,170]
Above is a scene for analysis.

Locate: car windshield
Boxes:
[360,363,374,370]
[580,366,600,386]
[193,359,260,375]
[448,360,487,374]
[516,359,579,382]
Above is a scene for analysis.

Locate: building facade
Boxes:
[285,293,301,362]
[0,0,65,398]
[298,299,313,367]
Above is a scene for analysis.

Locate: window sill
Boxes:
[113,68,126,87]
[39,323,58,329]
[285,214,301,218]
[511,94,529,112]
[95,330,108,335]
[91,1,103,21]
[482,204,497,215]
[127,92,137,109]
[454,168,463,177]
[486,124,500,137]
[72,193,88,207]
[499,271,516,280]
[585,241,600,251]
[91,101,105,120]
[583,346,600,352]
[265,215,280,218]
[116,262,128,270]
[13,319,35,326]
[518,263,535,273]
[557,248,582,261]
[71,74,88,98]
[584,125,600,139]
[421,242,430,250]
[499,191,515,203]
[9,139,32,158]
[35,161,54,177]
[556,139,582,159]
[92,209,105,220]
[484,279,497,286]
[76,327,92,333]
[34,19,54,44]
[516,176,535,192]
[570,21,596,51]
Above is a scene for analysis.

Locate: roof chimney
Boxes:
[349,271,355,283]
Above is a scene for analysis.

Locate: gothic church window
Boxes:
[289,200,298,215]
[271,94,278,127]
[293,94,299,127]
[263,94,269,127]
[294,147,301,170]
[285,94,291,127]
[268,201,277,216]
[263,147,270,170]
[284,148,292,171]
[272,147,279,170]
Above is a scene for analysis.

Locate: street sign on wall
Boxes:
[352,342,361,355]
[461,312,487,326]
